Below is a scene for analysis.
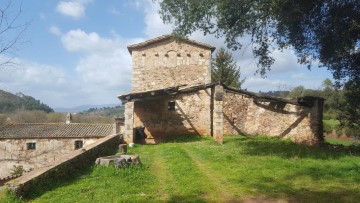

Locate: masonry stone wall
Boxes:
[7,134,121,197]
[222,90,323,145]
[123,36,324,145]
[131,39,212,92]
[123,102,134,143]
[0,138,99,179]
[133,90,212,142]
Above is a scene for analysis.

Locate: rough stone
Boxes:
[0,138,99,179]
[95,154,141,169]
[120,35,323,146]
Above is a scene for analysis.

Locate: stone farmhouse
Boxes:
[0,115,123,182]
[118,34,324,145]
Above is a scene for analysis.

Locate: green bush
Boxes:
[323,109,338,120]
[323,119,340,134]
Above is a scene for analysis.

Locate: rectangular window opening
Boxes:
[75,140,83,149]
[27,142,36,150]
[168,101,176,110]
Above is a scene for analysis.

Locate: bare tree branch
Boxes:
[0,0,28,69]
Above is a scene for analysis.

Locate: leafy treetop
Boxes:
[158,0,360,84]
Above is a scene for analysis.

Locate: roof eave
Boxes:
[127,34,216,54]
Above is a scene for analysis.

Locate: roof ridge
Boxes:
[127,34,216,54]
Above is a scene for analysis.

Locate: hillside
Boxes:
[54,104,119,113]
[0,90,53,113]
[79,105,124,118]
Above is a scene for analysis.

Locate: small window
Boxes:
[168,101,176,110]
[27,143,36,150]
[75,140,83,149]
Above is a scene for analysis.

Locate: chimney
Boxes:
[66,113,72,124]
[114,117,124,133]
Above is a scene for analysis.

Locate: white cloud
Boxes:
[0,50,131,108]
[56,0,92,19]
[0,56,83,107]
[0,25,137,108]
[59,29,135,102]
[291,73,306,79]
[75,49,132,89]
[59,28,133,88]
[49,26,62,36]
[142,0,172,37]
[61,29,116,53]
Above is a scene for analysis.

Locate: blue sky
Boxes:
[0,0,333,109]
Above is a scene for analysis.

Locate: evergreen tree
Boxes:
[211,48,245,89]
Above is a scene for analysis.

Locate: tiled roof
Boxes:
[127,34,216,54]
[0,123,115,139]
[118,82,323,107]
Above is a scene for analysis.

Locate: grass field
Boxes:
[323,119,340,133]
[2,135,360,202]
[325,138,357,146]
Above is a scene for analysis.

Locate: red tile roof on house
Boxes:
[127,34,216,54]
[0,123,115,139]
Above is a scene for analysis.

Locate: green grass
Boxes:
[323,119,340,133]
[3,135,360,202]
[325,138,357,146]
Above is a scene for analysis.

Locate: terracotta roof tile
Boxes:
[127,34,216,54]
[0,123,115,139]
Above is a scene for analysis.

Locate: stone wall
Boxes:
[131,39,212,92]
[222,89,323,145]
[0,138,99,179]
[6,134,121,197]
[133,90,212,142]
[123,102,135,143]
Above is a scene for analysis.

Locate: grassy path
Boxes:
[179,144,237,201]
[147,146,169,201]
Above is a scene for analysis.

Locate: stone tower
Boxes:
[127,35,215,92]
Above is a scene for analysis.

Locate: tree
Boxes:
[0,0,27,67]
[158,1,359,81]
[287,85,305,98]
[338,81,360,137]
[157,0,360,136]
[212,47,245,88]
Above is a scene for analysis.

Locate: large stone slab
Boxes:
[95,154,141,169]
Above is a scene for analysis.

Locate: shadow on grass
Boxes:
[227,135,359,159]
[247,177,360,202]
[25,147,120,201]
[25,164,94,200]
[162,134,207,143]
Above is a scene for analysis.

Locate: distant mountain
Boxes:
[0,90,54,113]
[54,104,120,113]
